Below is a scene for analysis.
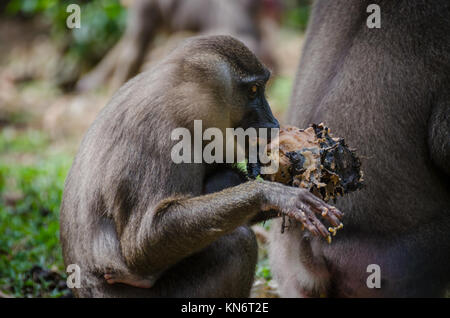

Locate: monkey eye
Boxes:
[248,84,259,99]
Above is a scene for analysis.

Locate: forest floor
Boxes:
[0,18,304,298]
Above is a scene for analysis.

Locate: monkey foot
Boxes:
[104,273,153,288]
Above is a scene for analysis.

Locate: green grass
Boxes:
[0,128,49,153]
[0,128,72,297]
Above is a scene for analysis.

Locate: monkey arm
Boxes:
[248,209,280,225]
[428,97,450,176]
[118,180,341,275]
[119,181,264,274]
[202,167,280,225]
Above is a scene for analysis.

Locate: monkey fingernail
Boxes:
[328,223,344,237]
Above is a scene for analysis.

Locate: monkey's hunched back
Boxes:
[60,45,181,296]
[270,0,450,297]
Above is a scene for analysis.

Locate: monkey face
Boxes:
[236,78,280,136]
[226,72,279,145]
[225,74,280,162]
[180,35,279,138]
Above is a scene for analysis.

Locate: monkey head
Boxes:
[173,35,280,135]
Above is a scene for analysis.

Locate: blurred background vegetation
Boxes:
[5,0,127,77]
[0,0,311,297]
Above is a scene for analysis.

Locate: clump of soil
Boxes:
[258,123,364,202]
[248,123,363,241]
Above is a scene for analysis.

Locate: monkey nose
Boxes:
[266,125,279,142]
[270,118,280,129]
[257,117,279,142]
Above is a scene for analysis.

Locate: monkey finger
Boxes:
[305,202,341,226]
[323,211,341,227]
[328,206,344,219]
[308,215,330,238]
[298,199,342,237]
[287,210,319,236]
[302,194,344,219]
[317,206,344,230]
[296,203,329,237]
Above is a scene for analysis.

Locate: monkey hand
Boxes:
[261,182,343,240]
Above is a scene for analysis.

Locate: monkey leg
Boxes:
[87,226,257,297]
[100,168,256,293]
[270,214,450,298]
[269,219,331,298]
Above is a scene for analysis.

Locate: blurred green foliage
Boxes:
[4,0,127,67]
[0,129,72,297]
[0,128,48,152]
[283,0,311,31]
[268,76,293,114]
[256,258,272,280]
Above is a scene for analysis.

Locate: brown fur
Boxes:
[60,35,341,297]
[269,0,450,297]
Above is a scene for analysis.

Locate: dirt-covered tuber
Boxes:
[248,123,364,241]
